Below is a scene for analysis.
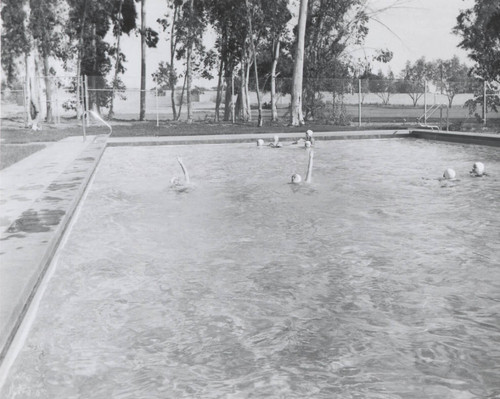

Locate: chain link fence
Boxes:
[2,76,499,129]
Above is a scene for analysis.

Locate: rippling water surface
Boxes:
[2,139,500,398]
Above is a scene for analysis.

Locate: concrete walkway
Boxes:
[0,135,108,362]
[0,137,96,229]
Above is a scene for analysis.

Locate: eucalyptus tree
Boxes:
[454,0,500,116]
[245,0,265,126]
[1,0,40,128]
[300,0,370,121]
[1,0,29,88]
[108,0,137,119]
[1,0,64,127]
[205,0,247,121]
[137,0,160,120]
[396,58,433,107]
[430,56,473,108]
[454,0,500,83]
[157,0,183,120]
[260,0,292,122]
[29,0,66,123]
[290,0,308,125]
[65,0,115,114]
[174,0,207,123]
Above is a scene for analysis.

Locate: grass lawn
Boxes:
[0,144,46,170]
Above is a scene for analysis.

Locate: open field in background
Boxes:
[2,88,500,127]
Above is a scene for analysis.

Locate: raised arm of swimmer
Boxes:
[177,157,190,184]
[305,150,313,183]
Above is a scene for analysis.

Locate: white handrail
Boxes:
[81,110,112,140]
[418,103,447,130]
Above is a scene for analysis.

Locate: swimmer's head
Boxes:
[257,139,264,146]
[306,129,313,138]
[305,140,311,148]
[170,177,181,186]
[471,162,485,176]
[291,174,302,183]
[443,168,456,180]
[273,135,279,144]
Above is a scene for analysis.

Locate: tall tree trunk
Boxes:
[76,0,88,120]
[215,60,224,122]
[176,73,187,121]
[109,0,124,120]
[239,61,248,121]
[223,75,232,121]
[290,0,308,126]
[245,58,252,121]
[139,0,146,121]
[270,39,280,122]
[23,2,41,130]
[42,53,54,123]
[186,0,194,124]
[170,5,179,120]
[245,0,262,126]
[91,24,98,113]
[25,50,42,130]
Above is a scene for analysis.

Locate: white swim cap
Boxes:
[291,174,302,183]
[305,141,311,148]
[472,162,485,176]
[443,168,456,179]
[274,135,279,143]
[306,130,313,136]
[257,139,264,146]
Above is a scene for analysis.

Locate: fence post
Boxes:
[156,87,159,127]
[358,79,362,126]
[424,80,427,125]
[84,75,90,127]
[55,77,60,124]
[231,72,235,124]
[483,80,487,126]
[80,75,86,141]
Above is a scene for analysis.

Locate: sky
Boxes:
[118,0,476,88]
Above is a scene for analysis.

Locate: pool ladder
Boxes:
[418,103,448,130]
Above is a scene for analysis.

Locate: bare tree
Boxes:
[290,0,308,126]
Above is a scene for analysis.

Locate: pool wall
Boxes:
[410,129,500,147]
[1,128,499,368]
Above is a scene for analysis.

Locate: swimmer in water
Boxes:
[442,168,456,180]
[256,138,265,147]
[305,129,315,145]
[291,150,314,184]
[293,129,315,147]
[470,162,486,177]
[171,157,190,186]
[269,135,283,148]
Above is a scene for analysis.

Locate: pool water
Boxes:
[2,139,500,398]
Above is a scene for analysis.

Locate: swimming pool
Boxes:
[2,138,500,398]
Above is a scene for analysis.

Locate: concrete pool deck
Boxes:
[0,127,499,366]
[0,135,108,363]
